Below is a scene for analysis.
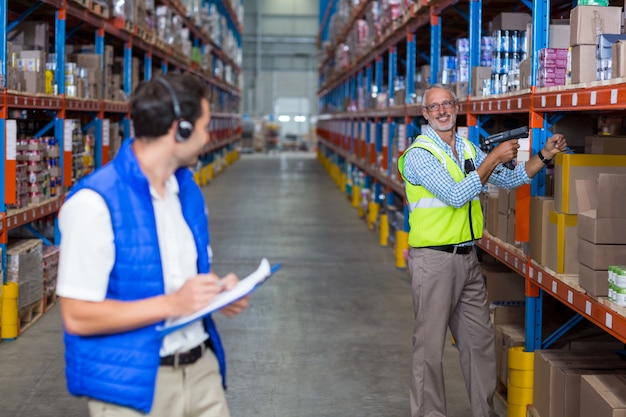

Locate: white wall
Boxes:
[242,0,319,119]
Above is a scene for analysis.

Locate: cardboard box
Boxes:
[578,210,626,244]
[613,41,626,79]
[495,324,525,386]
[585,136,626,155]
[481,262,526,304]
[485,193,499,236]
[550,23,571,49]
[579,263,608,297]
[471,66,492,97]
[571,45,599,84]
[580,375,626,417]
[530,196,555,265]
[547,211,579,274]
[7,21,49,51]
[507,211,516,245]
[579,238,626,270]
[570,6,623,46]
[597,174,626,219]
[490,12,532,31]
[554,154,626,215]
[497,213,508,242]
[534,350,626,417]
[74,53,102,69]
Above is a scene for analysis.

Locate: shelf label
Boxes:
[495,246,499,256]
[103,119,110,146]
[586,300,592,315]
[518,98,522,109]
[486,240,491,250]
[552,281,557,293]
[541,96,546,107]
[361,122,367,141]
[514,258,519,269]
[370,124,376,145]
[522,263,527,274]
[606,312,613,329]
[567,290,573,304]
[6,120,16,160]
[507,100,511,110]
[504,252,509,262]
[538,271,543,284]
[480,102,484,112]
[497,101,501,110]
[556,94,561,107]
[611,89,618,104]
[488,102,492,111]
[529,267,534,279]
[590,91,597,105]
[572,93,578,106]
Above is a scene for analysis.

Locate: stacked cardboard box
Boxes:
[569,5,622,84]
[6,239,43,310]
[577,174,626,296]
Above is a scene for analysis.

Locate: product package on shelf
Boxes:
[7,239,44,311]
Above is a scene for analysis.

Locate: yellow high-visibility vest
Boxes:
[398,135,483,247]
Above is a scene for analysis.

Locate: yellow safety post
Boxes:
[379,213,389,247]
[2,282,19,339]
[367,202,380,230]
[193,171,201,184]
[507,347,534,417]
[207,164,214,181]
[340,173,347,192]
[395,230,409,268]
[352,185,360,208]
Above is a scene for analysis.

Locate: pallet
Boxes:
[43,292,57,312]
[19,298,44,335]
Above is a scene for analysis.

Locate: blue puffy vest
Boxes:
[62,139,226,413]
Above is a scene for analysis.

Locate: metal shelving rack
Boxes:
[0,0,243,279]
[317,0,626,350]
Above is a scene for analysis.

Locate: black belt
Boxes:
[424,245,474,255]
[160,339,210,368]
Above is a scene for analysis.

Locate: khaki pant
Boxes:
[88,349,230,417]
[408,247,499,417]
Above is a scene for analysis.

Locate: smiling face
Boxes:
[422,87,458,134]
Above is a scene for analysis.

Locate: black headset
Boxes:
[155,77,194,142]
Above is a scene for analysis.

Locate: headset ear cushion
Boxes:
[176,120,193,142]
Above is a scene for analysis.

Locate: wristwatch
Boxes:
[538,150,552,164]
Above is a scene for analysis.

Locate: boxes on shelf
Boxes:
[530,196,555,266]
[570,6,623,46]
[6,239,43,310]
[580,374,626,417]
[554,154,626,215]
[546,211,579,274]
[481,261,526,304]
[489,12,532,32]
[585,136,626,155]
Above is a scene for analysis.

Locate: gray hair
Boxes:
[421,83,458,106]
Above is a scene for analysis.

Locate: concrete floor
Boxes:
[0,152,506,416]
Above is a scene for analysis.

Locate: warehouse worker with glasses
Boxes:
[57,73,248,417]
[398,83,567,417]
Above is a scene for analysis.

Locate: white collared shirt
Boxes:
[57,175,209,356]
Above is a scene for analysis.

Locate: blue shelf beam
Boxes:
[6,1,43,33]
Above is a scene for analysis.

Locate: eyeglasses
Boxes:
[424,100,456,112]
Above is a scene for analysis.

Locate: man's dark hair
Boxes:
[130,73,210,139]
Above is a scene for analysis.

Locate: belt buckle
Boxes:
[173,352,181,368]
